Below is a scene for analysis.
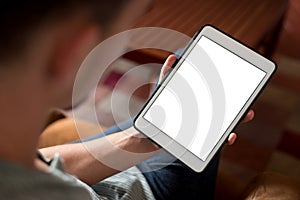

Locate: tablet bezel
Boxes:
[134,25,276,172]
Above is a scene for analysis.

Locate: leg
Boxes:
[137,151,220,200]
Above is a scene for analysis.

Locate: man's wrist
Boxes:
[115,128,160,154]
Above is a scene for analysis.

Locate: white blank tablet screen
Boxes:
[143,36,266,161]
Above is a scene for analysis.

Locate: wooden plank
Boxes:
[126,0,288,63]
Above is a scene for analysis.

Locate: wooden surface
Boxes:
[125,0,288,63]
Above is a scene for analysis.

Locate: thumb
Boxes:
[158,54,177,83]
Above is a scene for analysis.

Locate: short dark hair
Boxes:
[0,1,130,63]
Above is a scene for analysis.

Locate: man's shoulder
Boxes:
[0,160,91,200]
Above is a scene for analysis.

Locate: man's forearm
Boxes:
[39,127,159,185]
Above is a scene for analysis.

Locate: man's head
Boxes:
[0,0,151,109]
[0,1,151,161]
[0,1,129,62]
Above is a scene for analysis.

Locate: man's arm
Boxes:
[39,54,255,186]
[39,127,160,186]
[39,55,177,186]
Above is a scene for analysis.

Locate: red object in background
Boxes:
[102,71,124,89]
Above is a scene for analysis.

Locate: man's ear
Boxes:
[47,24,100,85]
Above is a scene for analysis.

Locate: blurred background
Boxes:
[70,0,300,198]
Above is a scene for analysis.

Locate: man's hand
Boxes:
[159,54,255,146]
[158,54,177,83]
[227,110,254,145]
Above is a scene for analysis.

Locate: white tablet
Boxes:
[134,25,276,172]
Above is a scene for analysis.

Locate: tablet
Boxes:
[134,25,276,172]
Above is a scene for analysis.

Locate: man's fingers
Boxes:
[241,109,255,123]
[227,110,254,145]
[159,54,177,83]
[227,133,237,145]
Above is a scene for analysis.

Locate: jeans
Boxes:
[79,118,220,200]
